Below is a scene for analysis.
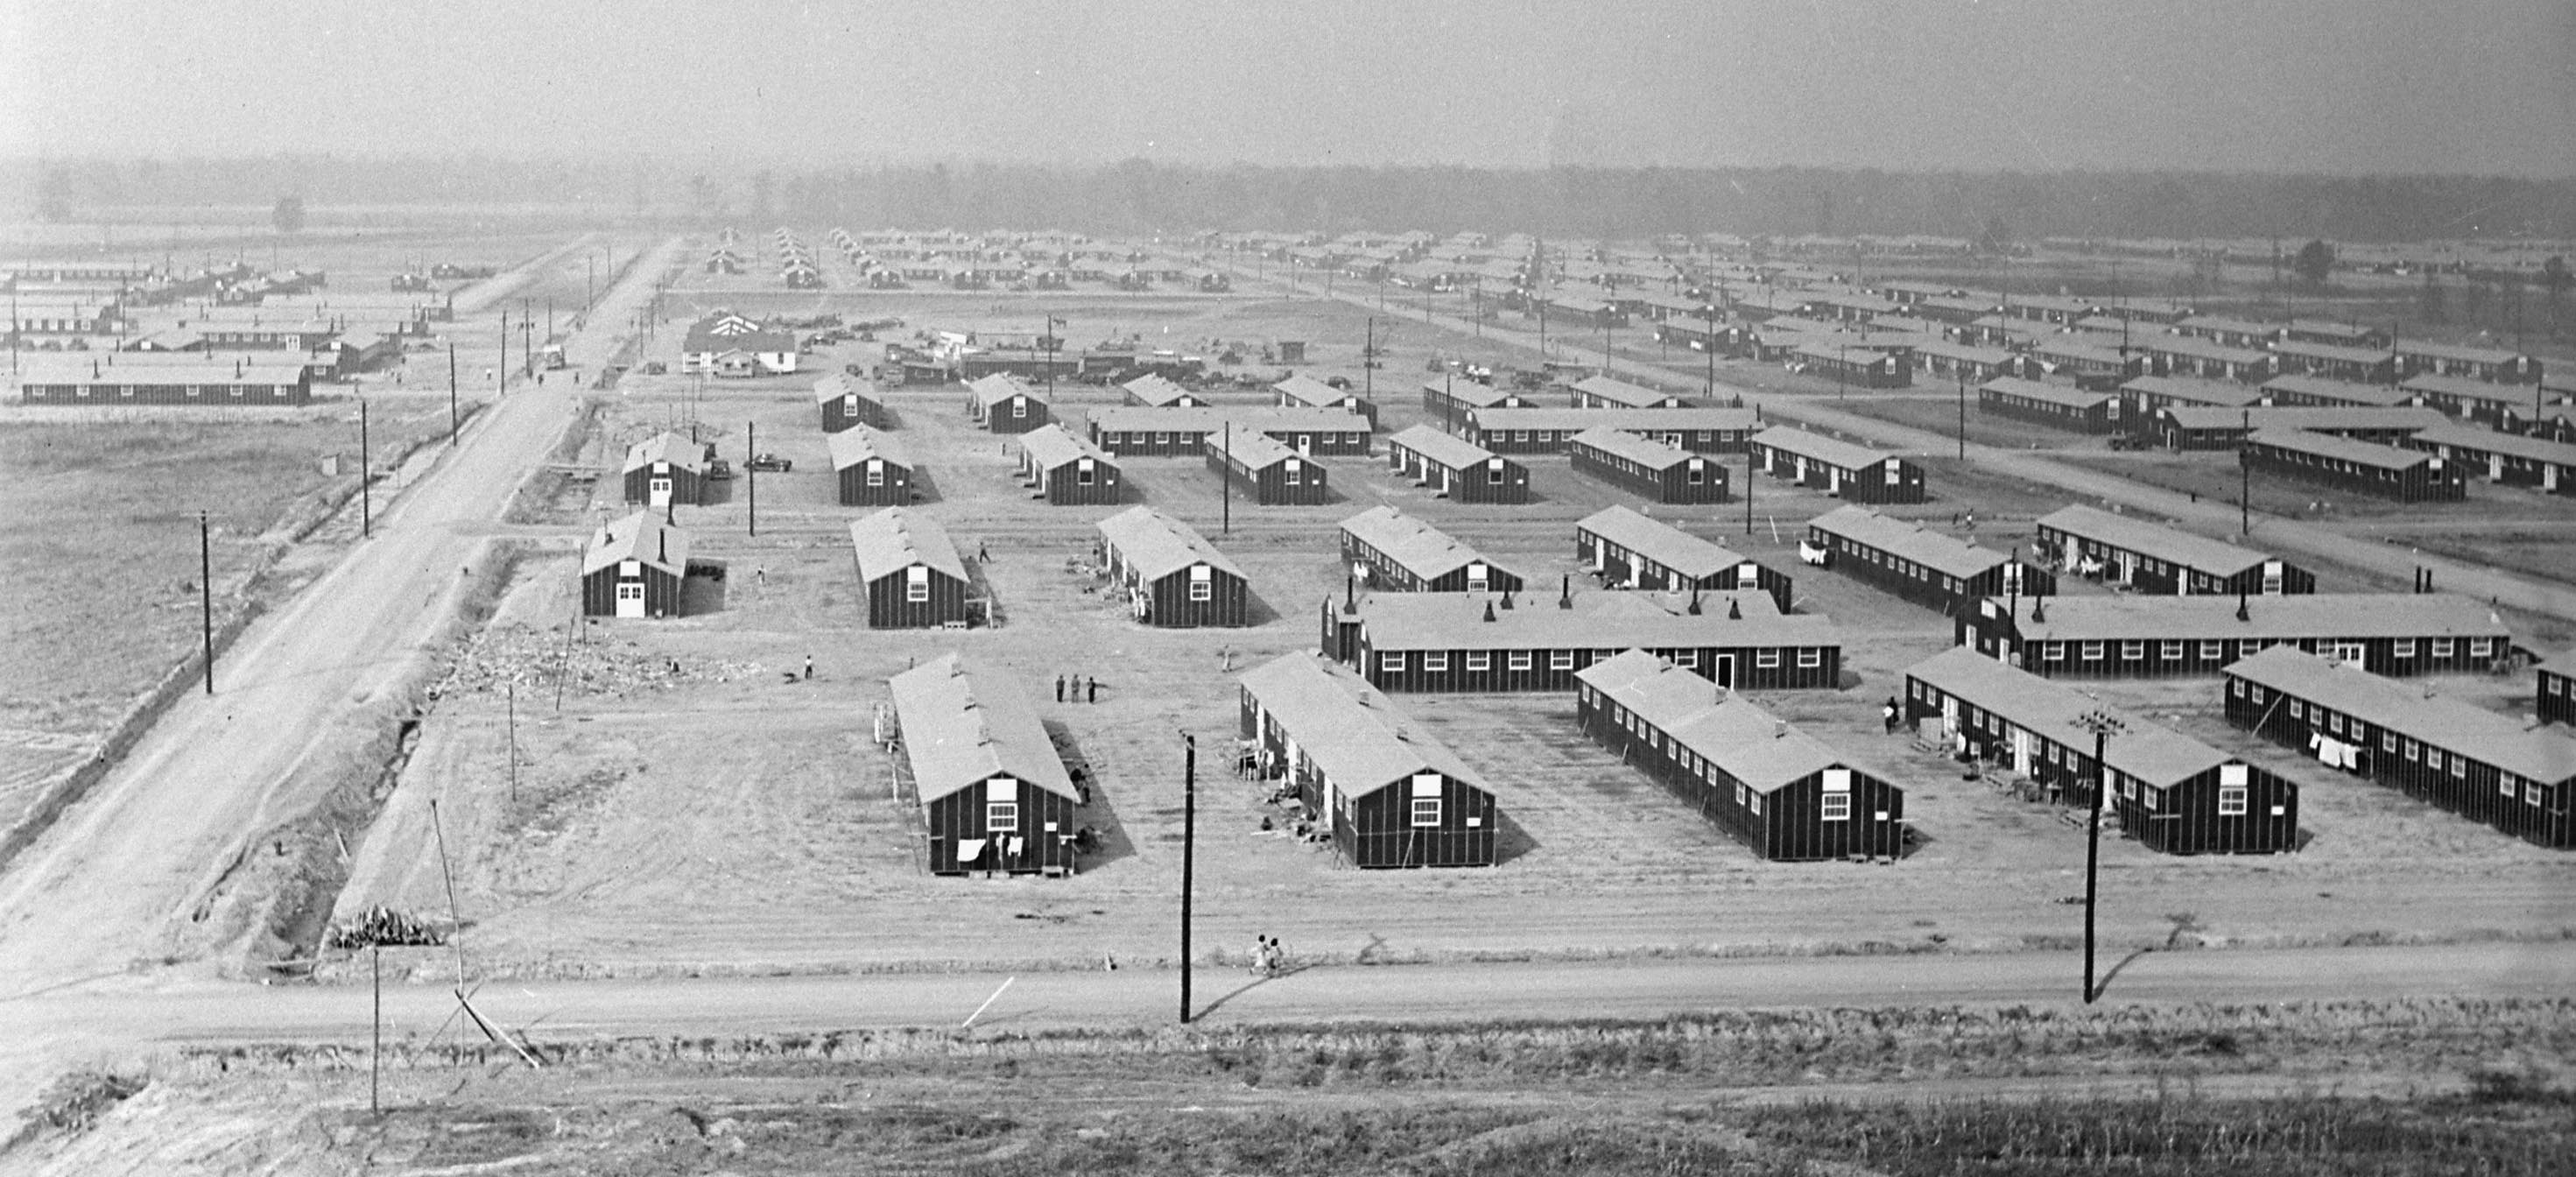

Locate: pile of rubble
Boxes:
[431,624,764,701]
[327,906,447,949]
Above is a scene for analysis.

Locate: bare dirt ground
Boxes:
[318,287,2576,994]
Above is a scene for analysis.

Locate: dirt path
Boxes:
[1231,264,2576,629]
[0,236,683,1115]
[0,941,2565,1062]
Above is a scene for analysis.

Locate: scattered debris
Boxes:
[327,905,446,948]
[430,623,762,701]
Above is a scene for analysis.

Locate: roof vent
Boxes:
[1482,600,1496,623]
[1774,720,1788,740]
[1728,597,1742,620]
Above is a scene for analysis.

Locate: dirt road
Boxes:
[1236,264,2576,629]
[0,240,682,1109]
[1,941,2566,1061]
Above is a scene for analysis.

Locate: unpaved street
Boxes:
[0,237,681,1113]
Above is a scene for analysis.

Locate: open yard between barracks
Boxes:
[325,302,2576,983]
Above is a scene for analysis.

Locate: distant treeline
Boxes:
[10,156,2575,243]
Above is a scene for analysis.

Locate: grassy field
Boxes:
[16,997,2572,1173]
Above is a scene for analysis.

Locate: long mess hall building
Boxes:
[1238,652,1499,869]
[1749,426,1926,504]
[2224,646,2571,849]
[1579,650,1905,861]
[1323,588,1841,693]
[1957,591,2513,679]
[890,654,1082,875]
[1905,648,2298,854]
[1385,425,1529,503]
[1458,406,1759,455]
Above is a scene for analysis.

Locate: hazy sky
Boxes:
[5,0,2572,175]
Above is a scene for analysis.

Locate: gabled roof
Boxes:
[1419,379,1532,410]
[1341,506,1500,581]
[1981,377,2113,409]
[1751,426,1904,472]
[826,425,911,472]
[1095,506,1243,581]
[1577,650,1860,793]
[1992,591,2509,644]
[682,312,793,353]
[848,507,965,583]
[2260,375,2417,407]
[1121,374,1199,406]
[623,431,706,475]
[2034,504,2270,578]
[2246,427,2438,471]
[1354,589,1831,653]
[581,511,689,577]
[1807,504,2009,581]
[1572,426,1700,471]
[1088,405,1373,435]
[1387,424,1502,470]
[888,654,1077,804]
[970,373,1044,408]
[813,372,884,405]
[2160,405,2446,433]
[1216,429,1302,468]
[2273,340,2394,365]
[1275,373,1365,408]
[2398,373,2559,407]
[1240,652,1491,799]
[2225,645,2576,784]
[1018,422,1112,469]
[1468,406,1759,433]
[1576,506,1752,579]
[2405,424,2576,467]
[1572,375,1683,407]
[2122,375,2262,408]
[1904,647,2235,786]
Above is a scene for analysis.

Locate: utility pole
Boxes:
[497,309,508,396]
[1221,422,1232,535]
[746,420,757,538]
[1957,368,1967,460]
[1179,732,1197,1024]
[1744,436,1756,535]
[2239,407,2252,536]
[447,344,459,444]
[2073,708,2127,1004]
[199,511,215,694]
[507,680,518,805]
[359,398,371,539]
[1363,318,1375,401]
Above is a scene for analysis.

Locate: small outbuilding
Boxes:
[581,511,689,618]
[622,432,709,508]
[815,373,888,433]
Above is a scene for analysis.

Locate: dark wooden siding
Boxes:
[1809,530,2049,616]
[1979,389,2115,433]
[1754,446,1925,504]
[820,393,886,433]
[862,565,970,629]
[1576,696,1904,861]
[2242,440,2465,502]
[1571,441,1729,504]
[1134,567,1248,629]
[1338,774,1495,868]
[925,778,1080,875]
[2224,679,2567,849]
[981,396,1052,434]
[1355,640,1838,694]
[623,463,706,505]
[580,564,683,618]
[1039,457,1123,505]
[836,458,914,506]
[1208,448,1328,504]
[1089,424,1370,457]
[2543,667,2575,728]
[1960,617,2510,680]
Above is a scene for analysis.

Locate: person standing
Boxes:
[1055,674,1066,702]
[804,654,815,681]
[1086,675,1099,704]
[1882,695,1902,734]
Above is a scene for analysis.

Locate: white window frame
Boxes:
[1423,652,1448,672]
[1381,652,1405,673]
[1756,650,1781,669]
[2081,642,2105,661]
[1819,791,1851,821]
[1410,796,1442,827]
[986,800,1019,832]
[905,566,930,603]
[1549,651,1575,671]
[1508,652,1532,671]
[2218,786,2248,816]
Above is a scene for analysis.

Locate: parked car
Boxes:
[746,454,793,473]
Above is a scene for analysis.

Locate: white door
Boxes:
[616,581,645,618]
[1297,433,1313,455]
[649,476,672,508]
[2011,729,2032,775]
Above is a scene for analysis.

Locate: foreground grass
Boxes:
[16,997,2570,1173]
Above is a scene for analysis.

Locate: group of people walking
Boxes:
[1055,673,1101,703]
